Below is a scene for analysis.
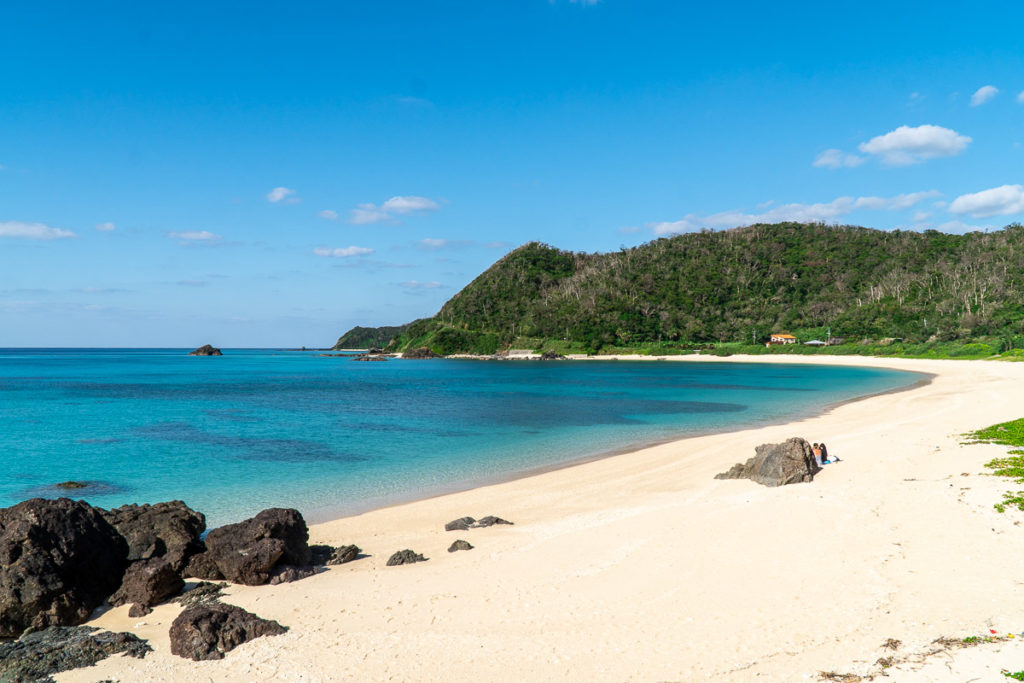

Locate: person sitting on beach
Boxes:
[820,442,839,463]
[812,443,823,466]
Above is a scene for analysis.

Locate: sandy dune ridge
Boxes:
[58,356,1024,682]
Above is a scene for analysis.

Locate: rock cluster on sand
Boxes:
[0,498,128,638]
[386,549,427,566]
[448,540,474,552]
[444,515,514,531]
[310,543,361,566]
[169,603,288,661]
[188,344,222,356]
[714,437,821,487]
[0,626,151,681]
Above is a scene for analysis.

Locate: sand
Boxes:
[56,355,1024,682]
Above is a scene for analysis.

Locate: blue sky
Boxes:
[3,1,1024,346]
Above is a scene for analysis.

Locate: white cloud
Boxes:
[650,191,939,236]
[266,187,298,203]
[313,245,375,258]
[913,210,931,222]
[95,222,116,232]
[316,209,339,220]
[419,238,447,248]
[858,125,971,166]
[350,195,441,224]
[169,230,221,241]
[381,195,440,214]
[0,221,76,240]
[970,85,999,107]
[400,280,443,290]
[1018,90,1024,104]
[813,148,865,169]
[618,225,641,234]
[949,184,1024,218]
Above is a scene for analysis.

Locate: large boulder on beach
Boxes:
[386,549,426,566]
[109,557,185,617]
[188,344,222,356]
[0,498,128,638]
[0,626,151,681]
[100,501,206,572]
[715,437,820,487]
[169,602,287,661]
[203,508,310,586]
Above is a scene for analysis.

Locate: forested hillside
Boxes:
[332,324,411,350]
[349,222,1024,355]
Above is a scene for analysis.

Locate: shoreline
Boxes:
[306,355,933,525]
[59,355,1024,682]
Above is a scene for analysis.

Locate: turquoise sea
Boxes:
[0,349,922,527]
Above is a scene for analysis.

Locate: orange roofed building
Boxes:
[768,333,797,345]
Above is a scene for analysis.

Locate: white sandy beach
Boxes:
[58,355,1024,682]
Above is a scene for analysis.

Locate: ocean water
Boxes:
[0,349,922,527]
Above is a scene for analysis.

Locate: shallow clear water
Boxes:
[0,349,922,526]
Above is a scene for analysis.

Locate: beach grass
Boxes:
[965,418,1024,512]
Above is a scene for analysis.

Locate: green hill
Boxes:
[332,324,412,350]
[355,222,1024,356]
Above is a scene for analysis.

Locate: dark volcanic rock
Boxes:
[0,626,150,682]
[0,498,128,639]
[100,501,205,571]
[714,437,821,487]
[351,354,388,362]
[475,515,513,528]
[445,515,513,530]
[444,516,476,531]
[181,550,224,581]
[310,544,361,566]
[540,351,567,360]
[203,508,310,586]
[402,347,439,359]
[169,603,287,661]
[386,549,427,566]
[109,558,185,617]
[267,565,319,585]
[174,582,228,609]
[188,344,222,356]
[447,540,474,553]
[54,481,88,490]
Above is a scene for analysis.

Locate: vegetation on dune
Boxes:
[337,222,1024,356]
[964,418,1024,513]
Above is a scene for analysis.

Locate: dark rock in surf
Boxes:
[169,603,287,661]
[401,347,439,359]
[714,437,820,487]
[0,626,150,681]
[0,498,128,639]
[448,540,474,553]
[100,501,206,572]
[386,549,426,566]
[54,481,88,490]
[108,557,185,617]
[540,351,567,360]
[188,344,222,356]
[203,508,310,585]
